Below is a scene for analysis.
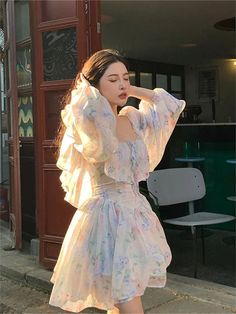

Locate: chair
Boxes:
[147,167,235,278]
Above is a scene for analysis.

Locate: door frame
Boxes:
[30,0,101,268]
[4,0,22,249]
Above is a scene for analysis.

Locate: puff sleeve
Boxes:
[56,82,119,208]
[120,88,185,171]
[71,86,118,162]
[63,83,118,163]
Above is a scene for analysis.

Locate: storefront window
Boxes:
[140,72,152,89]
[129,71,136,85]
[156,74,167,90]
[126,71,137,107]
[171,75,183,99]
[171,75,182,91]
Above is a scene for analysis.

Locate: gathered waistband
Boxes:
[93,181,139,196]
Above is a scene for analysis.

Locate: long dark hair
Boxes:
[55,49,129,152]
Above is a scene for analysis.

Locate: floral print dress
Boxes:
[49,79,185,313]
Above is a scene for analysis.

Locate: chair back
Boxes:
[147,168,206,206]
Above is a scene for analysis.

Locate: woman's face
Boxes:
[98,62,130,108]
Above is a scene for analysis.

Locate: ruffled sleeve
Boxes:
[56,80,118,208]
[56,125,92,208]
[120,88,185,171]
[70,83,118,163]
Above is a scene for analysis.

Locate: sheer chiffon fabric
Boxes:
[49,80,185,313]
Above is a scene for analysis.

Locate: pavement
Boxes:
[0,220,236,314]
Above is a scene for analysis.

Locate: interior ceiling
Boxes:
[101,1,235,65]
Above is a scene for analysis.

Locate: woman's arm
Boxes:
[128,85,156,103]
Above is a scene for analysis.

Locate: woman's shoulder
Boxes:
[119,105,139,114]
[118,105,144,134]
[118,105,142,121]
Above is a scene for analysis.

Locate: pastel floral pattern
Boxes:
[49,83,185,313]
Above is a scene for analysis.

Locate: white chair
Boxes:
[147,167,235,278]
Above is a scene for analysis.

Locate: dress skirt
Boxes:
[49,182,172,313]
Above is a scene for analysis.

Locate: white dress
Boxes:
[49,80,186,313]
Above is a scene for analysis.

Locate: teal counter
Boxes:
[157,123,235,231]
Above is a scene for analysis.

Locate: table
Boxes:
[175,157,205,168]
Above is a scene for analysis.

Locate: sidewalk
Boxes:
[0,220,236,314]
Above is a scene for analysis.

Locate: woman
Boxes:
[49,49,185,314]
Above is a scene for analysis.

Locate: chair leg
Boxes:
[200,226,206,265]
[192,226,198,278]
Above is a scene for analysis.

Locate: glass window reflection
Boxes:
[15,1,30,43]
[171,75,182,91]
[18,96,33,137]
[156,74,167,90]
[42,28,77,81]
[16,46,32,88]
[140,72,152,89]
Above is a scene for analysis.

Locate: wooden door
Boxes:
[30,0,101,269]
[4,0,22,249]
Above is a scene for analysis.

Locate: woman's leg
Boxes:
[107,306,120,314]
[115,296,144,314]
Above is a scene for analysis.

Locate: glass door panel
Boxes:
[42,27,77,81]
[15,1,30,43]
[16,46,32,88]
